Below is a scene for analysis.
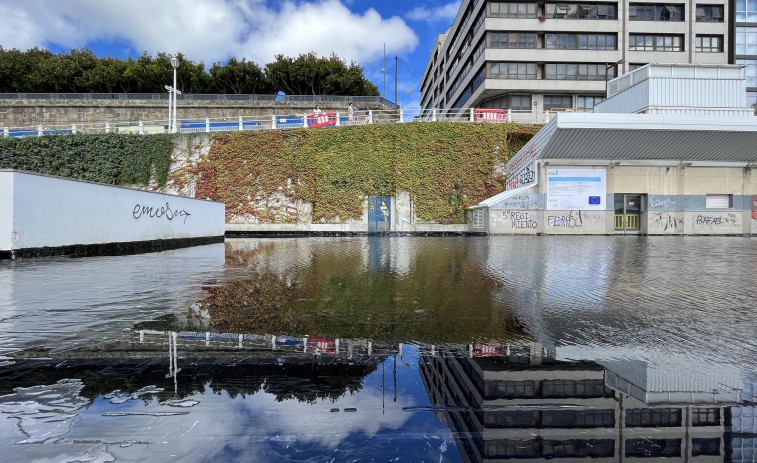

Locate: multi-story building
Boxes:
[420,0,730,119]
[734,0,757,106]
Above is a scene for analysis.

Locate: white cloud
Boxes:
[405,1,461,23]
[0,0,418,67]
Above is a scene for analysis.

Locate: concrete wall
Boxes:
[486,165,756,235]
[0,99,392,128]
[0,170,225,252]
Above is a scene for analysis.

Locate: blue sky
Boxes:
[0,0,462,108]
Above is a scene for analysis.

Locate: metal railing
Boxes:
[0,92,398,108]
[1,107,552,138]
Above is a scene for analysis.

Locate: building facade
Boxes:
[420,0,730,118]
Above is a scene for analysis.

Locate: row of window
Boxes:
[489,62,617,81]
[487,379,607,399]
[486,437,720,459]
[489,2,724,21]
[484,95,603,111]
[488,32,721,52]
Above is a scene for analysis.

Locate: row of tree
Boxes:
[0,47,380,96]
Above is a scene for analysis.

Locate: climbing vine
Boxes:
[0,132,174,188]
[197,122,538,223]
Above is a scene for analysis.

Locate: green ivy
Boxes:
[0,132,174,188]
[195,122,539,223]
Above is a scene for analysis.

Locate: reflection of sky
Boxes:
[0,345,461,462]
[0,244,227,356]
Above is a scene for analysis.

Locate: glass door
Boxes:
[614,194,643,233]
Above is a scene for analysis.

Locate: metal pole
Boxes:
[172,67,177,133]
[394,56,398,105]
[166,85,172,132]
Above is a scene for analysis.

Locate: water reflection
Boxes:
[1,236,756,461]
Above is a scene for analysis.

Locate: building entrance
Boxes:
[614,194,643,233]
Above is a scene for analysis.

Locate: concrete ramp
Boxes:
[1,170,225,259]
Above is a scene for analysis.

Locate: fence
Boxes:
[1,107,554,138]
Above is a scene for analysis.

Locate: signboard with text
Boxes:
[546,169,606,210]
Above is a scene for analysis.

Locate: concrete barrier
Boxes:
[0,170,225,259]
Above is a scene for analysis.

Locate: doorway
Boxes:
[368,196,391,232]
[614,194,643,233]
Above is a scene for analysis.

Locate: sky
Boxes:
[0,0,463,109]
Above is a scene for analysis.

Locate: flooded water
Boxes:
[1,236,756,462]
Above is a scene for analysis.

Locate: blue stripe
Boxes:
[548,177,602,182]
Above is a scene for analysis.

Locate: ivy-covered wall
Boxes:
[0,133,174,187]
[0,123,539,224]
[187,122,539,224]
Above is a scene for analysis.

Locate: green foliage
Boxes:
[0,133,174,187]
[0,47,378,96]
[265,52,379,96]
[195,122,539,223]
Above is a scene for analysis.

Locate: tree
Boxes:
[265,52,378,96]
[209,57,271,94]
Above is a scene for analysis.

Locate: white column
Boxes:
[205,118,210,132]
[506,109,513,123]
[368,110,373,124]
[72,124,77,135]
[38,125,43,137]
[303,114,309,128]
[239,116,244,131]
[105,123,110,134]
[138,121,144,135]
[544,110,550,123]
[3,127,9,137]
[271,115,277,130]
[432,108,437,122]
[399,109,404,123]
[335,111,341,126]
[469,108,475,122]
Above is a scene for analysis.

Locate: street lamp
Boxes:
[171,57,179,133]
[401,88,412,109]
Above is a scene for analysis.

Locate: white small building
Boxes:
[470,64,757,235]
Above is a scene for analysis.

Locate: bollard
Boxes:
[303,114,309,129]
[138,121,144,134]
[239,116,243,131]
[72,124,77,135]
[335,111,341,126]
[368,110,373,124]
[432,108,437,122]
[399,108,404,123]
[3,127,8,138]
[205,118,210,133]
[469,108,475,122]
[271,115,277,130]
[544,110,550,123]
[38,125,43,137]
[506,109,512,123]
[105,123,110,134]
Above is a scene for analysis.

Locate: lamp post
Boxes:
[164,84,173,133]
[401,89,412,110]
[171,57,179,133]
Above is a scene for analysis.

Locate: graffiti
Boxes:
[133,202,191,224]
[752,196,757,220]
[507,164,536,190]
[505,143,538,176]
[548,210,583,228]
[508,211,537,229]
[693,213,737,227]
[648,197,676,210]
[650,212,683,231]
[498,195,538,210]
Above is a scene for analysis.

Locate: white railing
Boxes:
[1,107,552,138]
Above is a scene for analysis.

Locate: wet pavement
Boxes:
[1,236,756,462]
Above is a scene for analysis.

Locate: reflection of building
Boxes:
[419,341,755,461]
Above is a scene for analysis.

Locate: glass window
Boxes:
[510,95,532,110]
[629,34,684,51]
[696,4,724,21]
[577,95,604,109]
[630,3,684,20]
[736,27,757,55]
[546,33,616,50]
[489,62,537,79]
[692,438,721,456]
[696,35,723,52]
[545,2,617,19]
[626,439,682,458]
[490,32,536,49]
[490,2,538,18]
[626,408,682,427]
[544,95,573,110]
[737,0,757,21]
[545,63,614,80]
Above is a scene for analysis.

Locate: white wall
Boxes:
[0,171,14,250]
[1,171,225,251]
